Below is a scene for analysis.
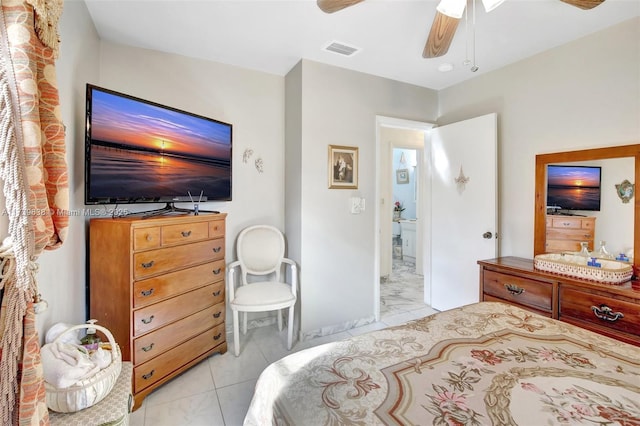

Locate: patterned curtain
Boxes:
[0,0,68,424]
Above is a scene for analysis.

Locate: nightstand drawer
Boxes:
[133,302,225,365]
[559,287,640,336]
[483,270,553,312]
[133,282,224,336]
[133,260,225,308]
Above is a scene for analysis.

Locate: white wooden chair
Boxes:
[227,225,297,356]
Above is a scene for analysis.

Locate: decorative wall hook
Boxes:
[255,158,264,173]
[455,165,470,193]
[242,148,254,163]
[615,179,634,203]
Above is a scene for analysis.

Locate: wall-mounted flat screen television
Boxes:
[84,84,232,208]
[546,165,601,212]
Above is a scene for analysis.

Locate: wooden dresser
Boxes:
[545,214,596,253]
[478,256,640,346]
[89,213,228,409]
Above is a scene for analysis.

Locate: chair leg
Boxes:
[242,312,248,334]
[233,310,240,357]
[277,308,283,331]
[287,306,294,350]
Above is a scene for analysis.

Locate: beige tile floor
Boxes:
[129,259,433,426]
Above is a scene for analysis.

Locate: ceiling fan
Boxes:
[317,0,605,59]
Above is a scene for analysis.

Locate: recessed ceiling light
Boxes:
[438,63,454,72]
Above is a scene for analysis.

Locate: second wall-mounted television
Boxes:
[546,165,601,212]
[85,84,232,207]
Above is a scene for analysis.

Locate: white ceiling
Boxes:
[84,0,640,90]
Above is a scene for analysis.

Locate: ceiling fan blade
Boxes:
[423,11,460,58]
[559,0,605,10]
[317,0,365,13]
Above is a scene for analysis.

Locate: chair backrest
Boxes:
[236,225,286,282]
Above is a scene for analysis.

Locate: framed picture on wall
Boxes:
[328,145,358,189]
[396,168,409,184]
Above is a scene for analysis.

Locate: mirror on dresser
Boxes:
[534,144,640,273]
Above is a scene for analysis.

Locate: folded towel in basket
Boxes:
[41,341,102,389]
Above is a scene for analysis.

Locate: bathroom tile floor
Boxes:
[129,259,434,426]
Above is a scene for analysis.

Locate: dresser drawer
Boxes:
[209,220,225,239]
[559,287,640,336]
[133,323,225,393]
[161,221,209,246]
[546,239,584,253]
[550,217,583,229]
[483,270,553,312]
[546,228,594,242]
[133,282,225,336]
[133,260,225,308]
[133,227,161,251]
[133,302,225,365]
[133,238,225,279]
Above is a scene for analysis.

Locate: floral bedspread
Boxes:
[244,302,640,425]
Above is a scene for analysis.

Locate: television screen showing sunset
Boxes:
[86,85,232,202]
[547,165,601,211]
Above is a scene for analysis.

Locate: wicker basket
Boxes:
[45,324,122,413]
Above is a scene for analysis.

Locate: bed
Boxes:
[244,301,640,425]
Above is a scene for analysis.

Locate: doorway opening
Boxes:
[375,116,435,321]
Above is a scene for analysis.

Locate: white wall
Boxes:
[287,60,439,337]
[392,148,417,219]
[438,17,640,260]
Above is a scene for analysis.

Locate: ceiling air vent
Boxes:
[323,41,360,57]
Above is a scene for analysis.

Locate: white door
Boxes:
[428,113,498,311]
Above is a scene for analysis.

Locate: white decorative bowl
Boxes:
[534,253,633,285]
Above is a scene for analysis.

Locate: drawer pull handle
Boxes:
[562,222,571,226]
[141,315,155,324]
[213,333,222,340]
[146,235,153,242]
[141,288,154,297]
[213,290,222,297]
[213,247,222,253]
[181,230,192,237]
[141,343,155,352]
[504,284,525,295]
[212,268,222,275]
[591,304,624,322]
[213,312,222,318]
[141,260,155,269]
[142,370,155,380]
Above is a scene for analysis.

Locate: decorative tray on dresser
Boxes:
[478,256,640,347]
[90,213,228,410]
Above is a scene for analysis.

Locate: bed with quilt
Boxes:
[245,301,640,425]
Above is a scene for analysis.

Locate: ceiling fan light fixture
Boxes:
[436,0,466,19]
[481,0,506,12]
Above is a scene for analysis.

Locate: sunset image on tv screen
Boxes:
[87,86,232,202]
[547,165,601,211]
